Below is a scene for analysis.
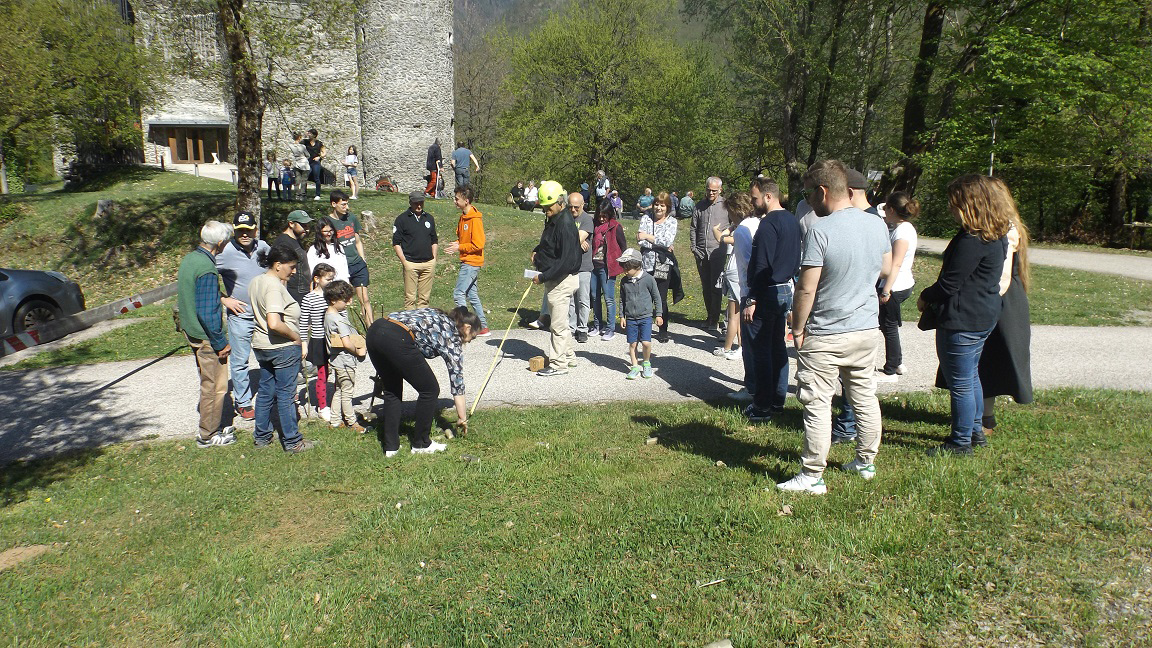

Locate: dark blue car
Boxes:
[0,268,86,337]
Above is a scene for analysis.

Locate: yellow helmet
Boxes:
[538,180,565,207]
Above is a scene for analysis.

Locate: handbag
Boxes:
[653,258,671,280]
[917,304,939,331]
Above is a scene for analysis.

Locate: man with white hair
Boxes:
[177,220,237,448]
[690,176,729,331]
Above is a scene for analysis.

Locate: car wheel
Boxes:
[13,299,60,333]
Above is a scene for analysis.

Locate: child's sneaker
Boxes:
[318,406,331,422]
[641,361,654,379]
[476,328,492,337]
[626,365,642,380]
[601,330,615,341]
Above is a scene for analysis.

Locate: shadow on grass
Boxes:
[62,191,234,271]
[632,414,798,481]
[0,448,104,507]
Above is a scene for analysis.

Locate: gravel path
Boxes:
[3,318,1149,465]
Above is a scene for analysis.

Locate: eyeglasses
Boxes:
[236,230,254,237]
[321,230,334,236]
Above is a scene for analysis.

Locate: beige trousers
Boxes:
[402,259,436,309]
[544,274,579,369]
[332,366,357,426]
[795,329,884,476]
[188,335,229,440]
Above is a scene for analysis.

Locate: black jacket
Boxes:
[533,209,582,283]
[920,229,1007,331]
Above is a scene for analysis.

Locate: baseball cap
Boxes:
[233,211,257,229]
[616,248,642,264]
[287,210,313,224]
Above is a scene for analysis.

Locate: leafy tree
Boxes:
[493,0,738,201]
[0,0,161,193]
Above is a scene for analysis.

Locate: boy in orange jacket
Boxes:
[445,185,491,336]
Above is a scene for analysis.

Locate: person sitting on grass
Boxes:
[617,248,663,380]
[298,263,336,422]
[324,280,366,433]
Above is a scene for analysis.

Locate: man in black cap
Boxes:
[393,191,439,309]
[215,211,270,420]
[274,209,314,303]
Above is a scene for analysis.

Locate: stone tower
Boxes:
[357,0,456,192]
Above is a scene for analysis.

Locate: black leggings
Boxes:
[655,277,670,334]
[366,320,438,451]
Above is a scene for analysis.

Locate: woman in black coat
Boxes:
[918,174,1012,457]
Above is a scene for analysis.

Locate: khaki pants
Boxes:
[544,274,579,369]
[402,259,436,309]
[188,335,229,440]
[332,366,357,426]
[795,329,883,476]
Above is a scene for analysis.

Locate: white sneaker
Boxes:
[722,348,740,360]
[842,459,876,480]
[313,195,321,201]
[895,364,908,375]
[411,441,447,455]
[728,388,754,403]
[318,406,331,422]
[385,450,398,458]
[776,473,827,494]
[875,373,898,383]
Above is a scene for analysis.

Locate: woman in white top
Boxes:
[710,191,751,359]
[344,145,359,200]
[306,217,350,283]
[876,191,919,378]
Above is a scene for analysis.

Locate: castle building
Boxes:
[129,0,455,193]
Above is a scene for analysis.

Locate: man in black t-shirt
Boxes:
[273,209,314,303]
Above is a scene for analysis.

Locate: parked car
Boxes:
[0,268,86,338]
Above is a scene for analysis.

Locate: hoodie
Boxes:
[456,205,485,267]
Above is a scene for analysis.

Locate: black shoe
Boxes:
[971,428,988,447]
[927,441,973,457]
[575,331,589,343]
[742,404,774,423]
[831,434,858,445]
[655,332,669,343]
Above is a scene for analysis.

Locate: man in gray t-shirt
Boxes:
[777,160,892,496]
[572,193,594,341]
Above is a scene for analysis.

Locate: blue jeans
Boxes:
[833,392,857,440]
[936,326,995,446]
[740,318,756,396]
[253,345,303,448]
[589,267,616,333]
[453,264,488,328]
[749,284,792,410]
[309,161,323,197]
[227,314,255,408]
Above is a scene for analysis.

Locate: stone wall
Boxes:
[356,0,456,194]
[128,0,455,195]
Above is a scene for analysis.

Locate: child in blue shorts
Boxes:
[617,248,663,379]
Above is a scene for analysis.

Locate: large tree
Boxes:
[0,0,160,193]
[494,0,737,199]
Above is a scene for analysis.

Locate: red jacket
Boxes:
[593,218,627,277]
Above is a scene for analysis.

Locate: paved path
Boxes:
[919,237,1152,281]
[3,318,1150,464]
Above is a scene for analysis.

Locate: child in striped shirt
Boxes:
[298,263,336,421]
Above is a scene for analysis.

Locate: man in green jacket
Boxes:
[177,220,236,448]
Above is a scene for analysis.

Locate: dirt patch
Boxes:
[1124,310,1152,326]
[0,544,54,571]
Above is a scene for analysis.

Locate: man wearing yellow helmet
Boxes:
[531,180,582,376]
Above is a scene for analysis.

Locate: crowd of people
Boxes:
[178,160,1033,492]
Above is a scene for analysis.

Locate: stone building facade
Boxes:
[130,0,455,193]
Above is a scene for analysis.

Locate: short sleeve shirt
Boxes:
[249,273,301,349]
[451,147,471,170]
[333,212,363,266]
[800,207,891,335]
[576,212,595,272]
[325,308,359,369]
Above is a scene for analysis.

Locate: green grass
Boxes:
[2,169,1151,371]
[1,389,1150,645]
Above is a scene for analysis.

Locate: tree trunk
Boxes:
[0,139,8,195]
[218,0,265,227]
[1108,168,1129,244]
[878,1,946,197]
[781,0,817,204]
[807,1,847,166]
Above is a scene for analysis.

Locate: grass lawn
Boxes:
[1,389,1150,645]
[3,169,1152,371]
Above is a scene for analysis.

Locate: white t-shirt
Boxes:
[733,216,760,297]
[890,220,918,292]
[344,154,358,168]
[307,245,350,283]
[524,186,539,202]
